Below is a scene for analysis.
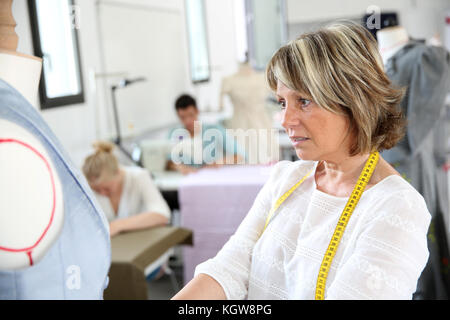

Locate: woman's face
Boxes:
[89,171,122,198]
[277,81,353,161]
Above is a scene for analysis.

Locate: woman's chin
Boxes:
[294,149,317,161]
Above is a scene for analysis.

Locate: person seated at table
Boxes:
[83,141,171,237]
[172,21,431,300]
[167,94,246,175]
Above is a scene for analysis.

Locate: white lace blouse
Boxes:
[194,160,431,299]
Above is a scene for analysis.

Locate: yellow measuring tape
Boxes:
[262,167,314,232]
[261,151,379,300]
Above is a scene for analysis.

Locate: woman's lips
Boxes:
[290,136,310,147]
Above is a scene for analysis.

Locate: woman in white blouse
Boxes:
[172,21,431,300]
[83,141,171,237]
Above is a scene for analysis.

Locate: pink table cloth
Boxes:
[179,164,273,284]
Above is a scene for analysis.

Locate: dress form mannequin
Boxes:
[0,0,109,299]
[0,0,41,107]
[0,50,41,107]
[235,61,254,76]
[219,62,271,130]
[219,61,277,164]
[376,26,409,65]
[0,0,64,270]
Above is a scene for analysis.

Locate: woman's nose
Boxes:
[281,104,299,129]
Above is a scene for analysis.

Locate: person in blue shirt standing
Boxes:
[167,94,246,174]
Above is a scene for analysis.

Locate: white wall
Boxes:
[286,0,450,41]
[96,0,189,138]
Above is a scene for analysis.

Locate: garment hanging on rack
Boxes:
[382,39,450,299]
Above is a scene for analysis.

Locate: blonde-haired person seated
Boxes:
[83,142,170,237]
[172,21,431,300]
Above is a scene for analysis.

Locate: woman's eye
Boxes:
[299,98,311,108]
[278,98,310,110]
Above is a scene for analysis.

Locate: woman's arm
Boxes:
[171,161,290,300]
[172,274,227,300]
[109,212,168,236]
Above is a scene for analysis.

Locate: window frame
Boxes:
[184,0,211,84]
[28,0,85,109]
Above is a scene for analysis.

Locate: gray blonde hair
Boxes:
[82,141,119,182]
[266,21,405,155]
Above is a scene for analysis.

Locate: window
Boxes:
[185,0,210,83]
[28,0,84,109]
[233,0,248,63]
[246,0,287,70]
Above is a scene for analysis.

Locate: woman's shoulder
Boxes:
[365,157,428,211]
[365,175,431,228]
[370,174,425,204]
[123,165,147,175]
[123,166,152,183]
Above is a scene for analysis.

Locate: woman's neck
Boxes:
[315,152,372,197]
[319,153,370,184]
[315,151,400,197]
